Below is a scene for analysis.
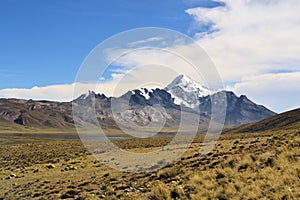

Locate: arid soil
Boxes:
[0,130,299,199]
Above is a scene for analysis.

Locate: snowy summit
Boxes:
[165,74,213,108]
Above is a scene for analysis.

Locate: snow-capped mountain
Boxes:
[71,75,276,126]
[165,74,213,108]
[0,74,276,130]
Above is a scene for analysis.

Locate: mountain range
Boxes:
[0,75,276,132]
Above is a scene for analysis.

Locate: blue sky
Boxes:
[0,0,300,113]
[0,0,222,89]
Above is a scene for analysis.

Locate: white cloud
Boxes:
[110,73,125,80]
[0,84,77,102]
[0,81,151,102]
[0,73,169,102]
[127,37,164,46]
[185,0,300,112]
[186,0,300,81]
[103,43,224,90]
[227,72,300,112]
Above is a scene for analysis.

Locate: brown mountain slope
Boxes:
[227,108,300,133]
[0,98,74,130]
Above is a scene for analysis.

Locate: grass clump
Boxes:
[158,167,181,179]
[147,182,170,200]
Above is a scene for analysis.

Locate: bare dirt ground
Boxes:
[0,130,299,199]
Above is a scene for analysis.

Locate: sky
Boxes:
[0,0,299,113]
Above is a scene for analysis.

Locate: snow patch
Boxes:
[140,88,150,100]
